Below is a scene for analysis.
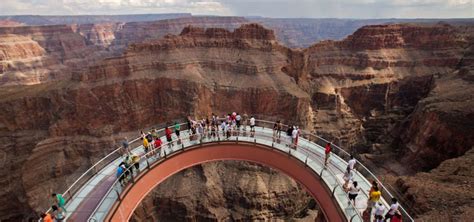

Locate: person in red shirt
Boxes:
[154,138,162,157]
[165,126,173,147]
[324,143,332,166]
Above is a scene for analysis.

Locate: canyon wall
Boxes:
[0,22,472,221]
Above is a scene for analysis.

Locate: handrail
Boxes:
[40,118,414,222]
[87,122,365,221]
[250,119,414,222]
[88,132,187,221]
[299,130,414,221]
[40,121,187,218]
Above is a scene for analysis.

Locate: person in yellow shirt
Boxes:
[131,153,140,173]
[369,186,382,208]
[142,137,149,156]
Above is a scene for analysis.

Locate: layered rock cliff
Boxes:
[0,23,472,221]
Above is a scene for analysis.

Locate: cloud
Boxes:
[0,0,472,18]
[0,0,231,15]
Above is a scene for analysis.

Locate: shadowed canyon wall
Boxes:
[0,21,472,221]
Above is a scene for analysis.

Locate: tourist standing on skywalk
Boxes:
[324,143,332,167]
[187,116,192,133]
[384,198,400,221]
[154,137,162,157]
[250,116,256,136]
[175,122,181,139]
[236,113,242,130]
[291,126,298,148]
[51,193,66,212]
[343,167,353,190]
[348,155,357,171]
[122,137,130,154]
[142,137,149,157]
[348,181,360,206]
[40,212,53,222]
[277,120,283,139]
[165,126,173,147]
[273,122,278,138]
[242,113,248,131]
[51,205,66,221]
[368,181,381,209]
[374,202,386,222]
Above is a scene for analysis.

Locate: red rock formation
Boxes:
[0,23,472,221]
[0,25,112,85]
[0,20,23,27]
[74,23,123,47]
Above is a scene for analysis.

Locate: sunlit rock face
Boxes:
[0,22,472,221]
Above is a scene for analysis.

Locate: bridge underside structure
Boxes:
[109,143,344,221]
[43,120,413,222]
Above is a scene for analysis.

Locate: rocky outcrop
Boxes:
[0,23,472,221]
[74,23,123,47]
[0,20,23,27]
[0,25,111,85]
[131,161,317,221]
[395,148,474,221]
[396,44,474,170]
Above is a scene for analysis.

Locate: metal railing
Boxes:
[41,118,414,222]
[255,119,414,222]
[40,120,187,218]
[88,123,364,222]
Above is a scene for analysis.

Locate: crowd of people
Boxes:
[340,154,403,221]
[42,113,404,222]
[40,193,66,222]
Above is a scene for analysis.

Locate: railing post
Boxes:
[115,188,121,201]
[332,184,339,197]
[319,168,325,179]
[304,156,308,166]
[67,189,72,200]
[350,214,357,222]
[146,159,150,170]
[182,142,184,150]
[130,170,135,184]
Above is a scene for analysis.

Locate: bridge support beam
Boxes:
[106,143,346,222]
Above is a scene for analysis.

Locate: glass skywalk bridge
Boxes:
[42,119,414,222]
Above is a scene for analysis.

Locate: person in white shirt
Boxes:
[348,181,360,205]
[343,167,353,190]
[249,116,256,135]
[384,198,399,221]
[221,121,226,136]
[291,126,298,148]
[375,202,385,222]
[348,155,357,171]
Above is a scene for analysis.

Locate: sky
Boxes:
[0,0,472,18]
